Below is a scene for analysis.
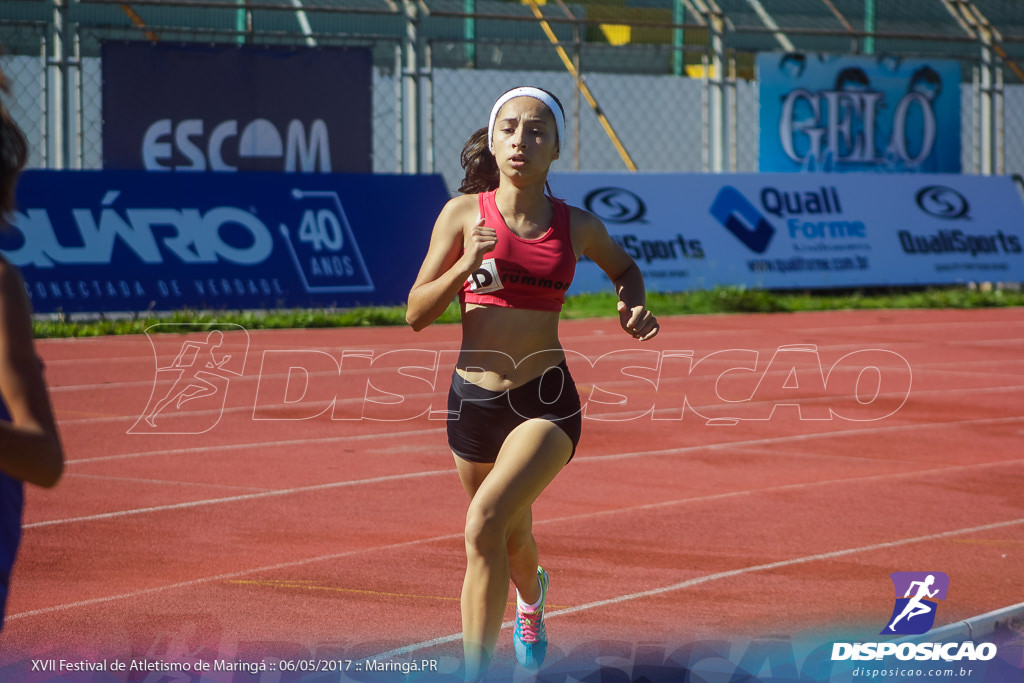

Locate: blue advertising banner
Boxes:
[3,171,449,313]
[102,42,371,173]
[758,53,961,173]
[550,172,1024,293]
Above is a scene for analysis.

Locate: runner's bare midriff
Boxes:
[456,304,565,391]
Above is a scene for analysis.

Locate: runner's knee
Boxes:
[464,501,511,559]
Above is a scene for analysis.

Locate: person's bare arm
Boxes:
[574,208,659,341]
[406,195,497,331]
[0,258,64,487]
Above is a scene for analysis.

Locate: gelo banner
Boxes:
[758,53,961,173]
[3,171,449,313]
[102,42,371,173]
[550,172,1024,294]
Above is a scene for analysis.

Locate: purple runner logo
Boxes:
[882,571,949,635]
[130,323,249,434]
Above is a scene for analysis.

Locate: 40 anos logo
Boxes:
[279,188,374,293]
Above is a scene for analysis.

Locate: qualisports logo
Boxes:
[130,324,249,435]
[915,186,970,220]
[882,571,949,635]
[584,187,647,224]
[709,186,776,253]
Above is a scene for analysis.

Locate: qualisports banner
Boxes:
[3,170,449,313]
[758,53,961,173]
[550,172,1024,294]
[102,42,371,173]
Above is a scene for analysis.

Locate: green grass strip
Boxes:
[31,285,1024,339]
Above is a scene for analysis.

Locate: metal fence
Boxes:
[3,0,1024,193]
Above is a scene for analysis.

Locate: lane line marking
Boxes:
[36,415,1023,527]
[370,516,1024,660]
[14,458,1024,620]
[23,470,450,529]
[67,427,447,465]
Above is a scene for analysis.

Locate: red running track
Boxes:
[0,308,1022,680]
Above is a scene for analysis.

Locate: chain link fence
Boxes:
[3,0,1024,193]
[0,20,48,170]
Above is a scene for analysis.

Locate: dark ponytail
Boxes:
[458,127,499,194]
[0,68,28,216]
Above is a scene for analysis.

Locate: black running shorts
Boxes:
[446,360,582,464]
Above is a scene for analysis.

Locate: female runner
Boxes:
[406,86,658,679]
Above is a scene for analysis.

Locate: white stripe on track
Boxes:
[16,454,1023,622]
[581,415,1024,464]
[43,415,1022,527]
[5,531,460,622]
[61,381,1024,464]
[23,469,450,529]
[68,426,446,465]
[47,346,1024,399]
[370,515,1024,660]
[67,472,274,492]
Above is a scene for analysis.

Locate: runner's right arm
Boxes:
[406,195,496,331]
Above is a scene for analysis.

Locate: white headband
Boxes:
[487,87,565,153]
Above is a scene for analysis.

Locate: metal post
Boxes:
[424,40,434,173]
[573,21,581,170]
[67,0,81,169]
[980,30,993,174]
[235,0,247,44]
[289,0,317,47]
[972,65,980,174]
[402,0,421,173]
[709,6,725,172]
[729,54,737,172]
[864,0,876,54]
[672,0,685,77]
[524,0,637,170]
[701,52,709,172]
[38,36,48,168]
[464,0,476,67]
[394,44,403,173]
[46,0,65,169]
[745,0,795,52]
[995,55,1004,175]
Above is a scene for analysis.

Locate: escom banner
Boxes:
[3,171,449,313]
[550,172,1024,294]
[102,42,372,174]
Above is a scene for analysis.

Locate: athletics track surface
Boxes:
[0,308,1022,682]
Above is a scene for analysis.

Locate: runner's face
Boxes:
[491,97,559,179]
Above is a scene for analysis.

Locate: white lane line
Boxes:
[23,469,450,529]
[16,456,1023,622]
[66,472,274,493]
[67,426,447,465]
[61,380,1024,464]
[44,415,1022,527]
[371,515,1024,660]
[5,531,460,622]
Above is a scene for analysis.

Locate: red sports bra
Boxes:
[460,190,577,312]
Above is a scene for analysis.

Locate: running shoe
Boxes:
[513,566,550,668]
